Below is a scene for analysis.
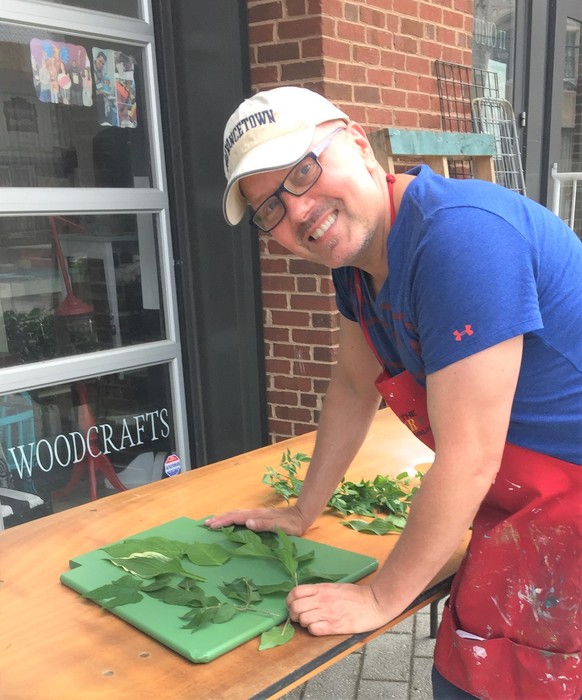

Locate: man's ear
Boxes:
[346,121,378,172]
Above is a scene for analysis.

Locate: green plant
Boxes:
[263,452,423,534]
[83,527,347,651]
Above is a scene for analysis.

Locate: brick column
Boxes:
[247,0,473,441]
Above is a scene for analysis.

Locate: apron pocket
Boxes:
[435,603,581,700]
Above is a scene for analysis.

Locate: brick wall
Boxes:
[247,0,474,441]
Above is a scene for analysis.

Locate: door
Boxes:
[0,0,190,526]
[546,0,582,236]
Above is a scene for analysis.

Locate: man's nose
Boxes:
[281,190,315,224]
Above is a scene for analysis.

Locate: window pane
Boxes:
[0,213,165,367]
[472,1,516,100]
[0,365,179,528]
[41,0,141,19]
[0,23,152,186]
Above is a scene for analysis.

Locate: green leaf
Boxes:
[342,515,407,535]
[259,620,295,650]
[219,577,262,605]
[102,537,186,558]
[213,603,237,623]
[255,580,295,596]
[273,528,297,577]
[296,568,347,584]
[182,542,231,566]
[231,540,276,560]
[83,574,144,609]
[145,585,205,606]
[108,552,205,581]
[181,608,216,631]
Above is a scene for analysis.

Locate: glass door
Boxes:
[0,1,189,527]
[545,0,582,236]
[547,1,582,236]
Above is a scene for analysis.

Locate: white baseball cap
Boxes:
[222,86,349,226]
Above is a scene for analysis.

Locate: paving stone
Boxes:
[361,630,412,682]
[301,652,362,700]
[409,655,435,700]
[357,679,409,700]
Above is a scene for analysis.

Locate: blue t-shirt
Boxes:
[333,165,582,464]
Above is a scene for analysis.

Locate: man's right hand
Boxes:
[204,505,308,536]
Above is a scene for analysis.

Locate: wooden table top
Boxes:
[0,408,467,700]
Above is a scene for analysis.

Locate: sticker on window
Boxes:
[29,39,91,107]
[92,47,137,128]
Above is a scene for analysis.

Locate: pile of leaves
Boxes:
[263,449,422,535]
[84,526,346,651]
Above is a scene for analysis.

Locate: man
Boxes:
[207,86,582,699]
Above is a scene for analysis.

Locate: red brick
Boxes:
[292,328,337,344]
[265,358,292,374]
[258,42,300,63]
[282,59,325,80]
[260,257,289,274]
[344,2,358,21]
[321,37,351,61]
[269,420,294,438]
[248,2,283,22]
[405,55,430,75]
[249,23,276,43]
[278,17,322,39]
[353,44,381,65]
[274,375,312,391]
[400,17,423,36]
[300,392,319,408]
[360,7,386,27]
[336,17,364,41]
[355,85,381,104]
[262,292,289,309]
[262,275,296,292]
[302,36,324,58]
[286,0,307,16]
[394,34,418,54]
[251,65,279,84]
[312,311,337,328]
[270,309,311,326]
[273,342,312,360]
[289,258,328,275]
[264,326,291,342]
[443,8,465,28]
[274,405,313,422]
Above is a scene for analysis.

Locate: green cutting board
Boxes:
[60,517,378,663]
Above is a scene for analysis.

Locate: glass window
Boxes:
[0,213,165,367]
[0,365,178,528]
[0,22,152,187]
[472,0,516,100]
[40,0,141,18]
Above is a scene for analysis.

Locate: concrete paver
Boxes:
[282,600,445,700]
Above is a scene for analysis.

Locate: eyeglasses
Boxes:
[249,126,345,233]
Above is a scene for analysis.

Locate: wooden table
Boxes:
[0,409,468,700]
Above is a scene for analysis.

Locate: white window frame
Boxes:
[0,0,190,468]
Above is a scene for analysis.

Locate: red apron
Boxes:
[354,210,582,697]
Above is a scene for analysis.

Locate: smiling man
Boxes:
[209,86,582,700]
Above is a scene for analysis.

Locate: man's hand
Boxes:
[286,582,390,636]
[204,505,308,536]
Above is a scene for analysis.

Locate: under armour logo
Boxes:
[453,325,474,341]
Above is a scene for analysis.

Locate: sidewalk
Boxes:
[282,600,445,700]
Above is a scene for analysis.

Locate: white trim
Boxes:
[1,0,153,43]
[0,189,167,215]
[0,341,180,395]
